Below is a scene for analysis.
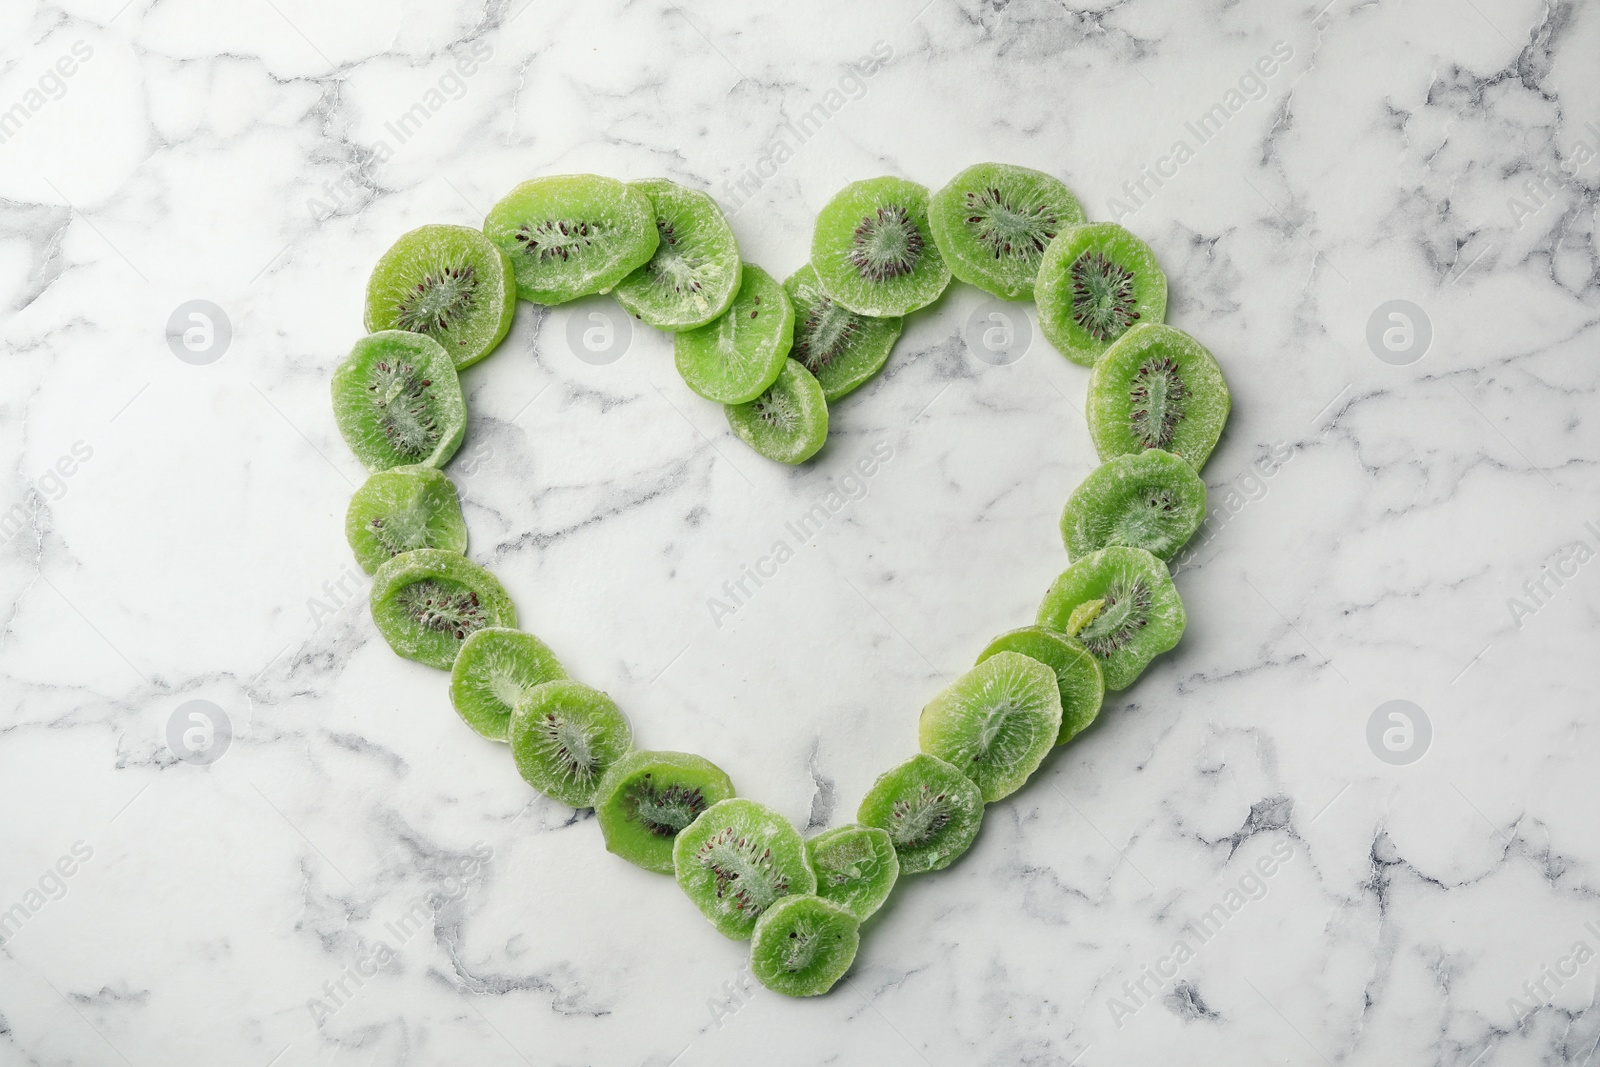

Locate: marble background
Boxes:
[1,0,1597,1063]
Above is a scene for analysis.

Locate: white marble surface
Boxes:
[1,0,1597,1063]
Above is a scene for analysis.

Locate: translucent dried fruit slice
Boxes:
[674,263,794,403]
[977,627,1104,744]
[783,264,902,401]
[811,176,951,317]
[673,798,816,940]
[331,331,466,472]
[595,750,736,874]
[509,679,632,808]
[857,754,983,875]
[483,174,658,305]
[1036,223,1167,366]
[612,179,742,331]
[749,894,860,997]
[1061,448,1206,561]
[928,162,1085,300]
[805,824,898,921]
[369,549,516,670]
[1087,323,1231,471]
[724,359,828,465]
[345,464,468,575]
[918,652,1061,803]
[449,627,567,742]
[1036,546,1185,691]
[363,224,517,368]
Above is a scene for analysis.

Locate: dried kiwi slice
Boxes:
[811,177,951,317]
[783,264,902,401]
[612,179,741,330]
[724,359,828,465]
[1036,546,1185,691]
[509,679,632,807]
[673,798,816,940]
[1061,449,1206,561]
[928,163,1085,300]
[1036,223,1168,366]
[749,894,861,997]
[977,627,1104,744]
[345,464,467,575]
[1087,323,1230,471]
[483,174,658,305]
[594,750,736,874]
[674,263,794,403]
[449,627,567,742]
[918,652,1061,803]
[363,224,517,369]
[805,824,898,921]
[369,549,516,670]
[331,331,466,472]
[857,754,983,875]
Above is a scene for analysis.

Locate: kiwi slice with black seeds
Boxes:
[368,549,517,670]
[1036,546,1185,691]
[345,464,468,574]
[783,264,902,402]
[810,176,950,317]
[613,179,742,331]
[483,174,658,305]
[1087,323,1230,470]
[1036,223,1168,366]
[929,163,1085,300]
[724,359,828,465]
[364,224,517,369]
[331,331,466,473]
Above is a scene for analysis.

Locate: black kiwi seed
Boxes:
[513,218,601,262]
[397,580,486,641]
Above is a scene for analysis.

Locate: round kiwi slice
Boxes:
[1061,448,1206,562]
[783,264,903,401]
[594,750,736,874]
[724,359,828,465]
[673,798,817,940]
[331,331,466,473]
[917,651,1062,803]
[805,824,898,922]
[449,627,567,742]
[482,174,658,305]
[509,679,632,807]
[1036,546,1186,691]
[368,549,517,670]
[1087,323,1231,471]
[977,627,1104,745]
[749,894,861,998]
[928,163,1085,301]
[345,464,468,575]
[1035,223,1168,366]
[857,753,984,875]
[612,179,742,331]
[363,224,517,369]
[674,262,794,403]
[810,176,951,317]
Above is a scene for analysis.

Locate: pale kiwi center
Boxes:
[1109,488,1179,545]
[889,782,953,847]
[847,205,923,281]
[779,918,823,972]
[963,185,1059,263]
[696,825,789,915]
[396,579,486,641]
[368,502,432,558]
[367,360,441,459]
[1128,357,1189,450]
[513,218,603,262]
[795,298,860,373]
[625,773,708,837]
[818,837,875,886]
[1075,577,1153,657]
[487,666,529,711]
[1068,250,1141,342]
[644,216,710,304]
[528,713,601,789]
[394,264,477,335]
[752,387,801,432]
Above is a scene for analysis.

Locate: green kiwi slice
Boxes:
[805,824,898,921]
[810,176,951,317]
[928,163,1085,300]
[917,651,1061,803]
[368,549,517,670]
[977,627,1104,744]
[749,894,861,997]
[857,754,984,875]
[1087,323,1231,471]
[509,679,632,807]
[1035,223,1168,366]
[482,174,658,305]
[594,750,736,874]
[724,359,828,465]
[673,262,794,403]
[331,331,466,472]
[363,224,517,369]
[449,627,567,742]
[783,264,902,401]
[612,179,741,330]
[1036,546,1186,691]
[1061,448,1206,562]
[673,798,817,940]
[345,464,468,575]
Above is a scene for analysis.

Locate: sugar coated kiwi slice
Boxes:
[1037,545,1185,691]
[612,179,741,331]
[673,798,816,940]
[1036,223,1167,366]
[363,224,517,369]
[449,627,566,742]
[345,464,467,575]
[369,549,516,670]
[977,627,1104,744]
[805,824,898,921]
[483,174,658,305]
[1087,323,1230,471]
[674,262,794,403]
[749,894,861,997]
[857,754,984,875]
[811,176,950,317]
[928,163,1085,300]
[331,331,466,472]
[783,264,902,401]
[918,651,1061,803]
[595,750,736,874]
[509,679,632,807]
[1061,448,1206,561]
[724,359,828,465]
